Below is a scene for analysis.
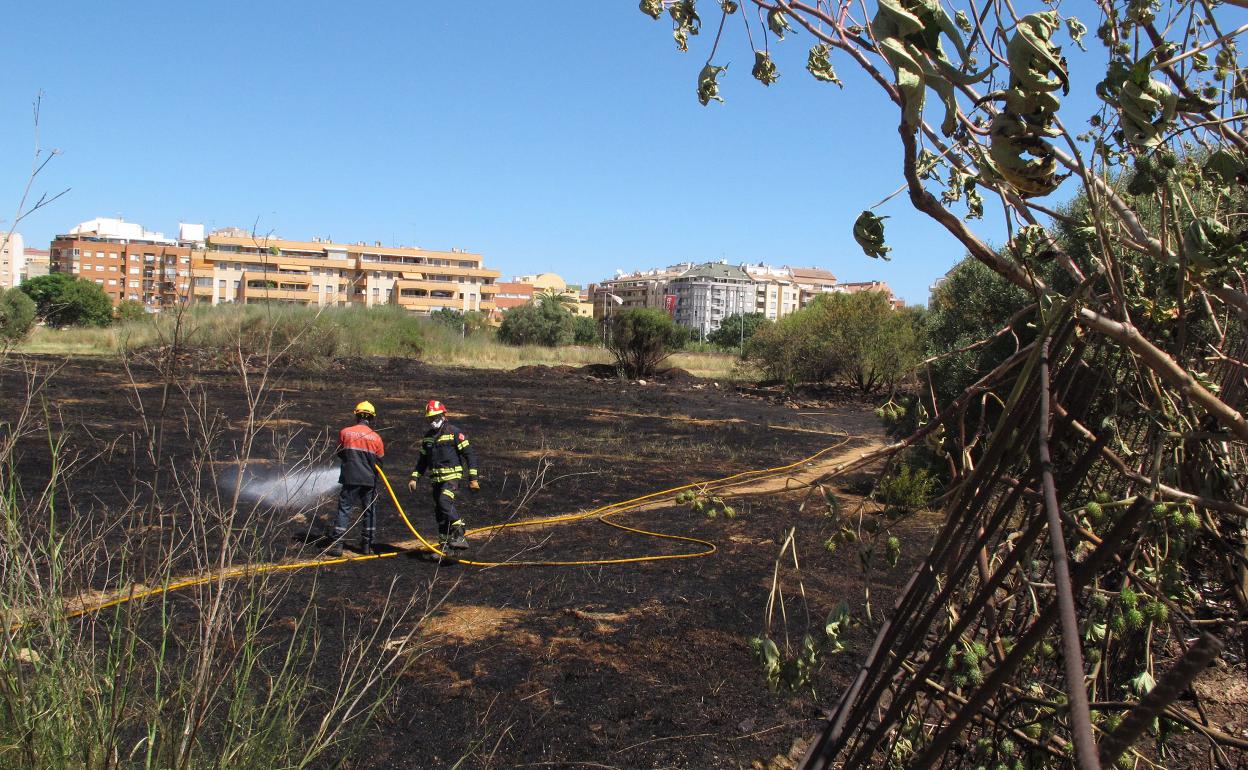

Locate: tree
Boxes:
[0,288,36,342]
[20,273,76,321]
[606,308,683,378]
[57,280,115,327]
[707,312,770,350]
[21,273,114,327]
[115,299,147,322]
[572,314,600,346]
[533,288,577,310]
[497,301,574,347]
[744,292,920,391]
[428,308,488,336]
[643,2,1248,766]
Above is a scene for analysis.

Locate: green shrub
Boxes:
[707,312,770,350]
[20,273,113,327]
[115,299,147,322]
[572,314,601,346]
[606,308,684,378]
[0,288,36,342]
[745,292,921,391]
[497,301,574,346]
[874,463,937,513]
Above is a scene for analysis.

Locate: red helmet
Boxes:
[425,399,446,417]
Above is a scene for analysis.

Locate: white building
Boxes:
[669,262,754,338]
[0,232,24,289]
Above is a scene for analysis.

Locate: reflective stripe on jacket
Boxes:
[412,422,477,482]
[338,422,384,486]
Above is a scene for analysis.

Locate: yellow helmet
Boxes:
[354,400,376,418]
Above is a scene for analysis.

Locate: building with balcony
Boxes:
[789,267,840,306]
[668,262,754,339]
[590,263,693,321]
[191,231,500,314]
[493,281,535,311]
[838,280,904,308]
[50,219,193,307]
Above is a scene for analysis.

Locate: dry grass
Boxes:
[17,305,752,380]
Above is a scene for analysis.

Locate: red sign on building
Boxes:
[664,294,677,316]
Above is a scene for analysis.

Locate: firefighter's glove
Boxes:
[407,480,418,494]
[469,480,481,492]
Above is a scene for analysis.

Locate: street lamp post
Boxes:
[605,292,623,345]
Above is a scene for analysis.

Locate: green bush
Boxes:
[606,308,684,378]
[115,299,147,322]
[0,288,36,342]
[707,312,770,350]
[497,301,574,347]
[20,273,114,327]
[19,273,76,321]
[874,463,937,513]
[572,314,601,346]
[745,292,922,391]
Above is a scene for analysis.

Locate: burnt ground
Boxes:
[1,353,935,769]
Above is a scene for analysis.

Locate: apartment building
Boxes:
[743,263,802,321]
[839,280,905,309]
[789,267,839,306]
[594,261,850,333]
[23,248,49,282]
[668,262,754,338]
[0,233,23,289]
[50,219,193,307]
[591,263,693,320]
[493,281,535,310]
[190,231,500,314]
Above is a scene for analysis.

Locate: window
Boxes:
[108,279,117,286]
[95,279,104,284]
[129,280,139,288]
[96,252,105,259]
[129,266,139,274]
[95,264,104,271]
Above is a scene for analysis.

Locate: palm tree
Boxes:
[533,288,577,310]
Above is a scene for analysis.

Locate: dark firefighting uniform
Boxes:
[411,422,478,540]
[335,420,385,546]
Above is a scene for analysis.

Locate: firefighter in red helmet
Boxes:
[407,399,479,550]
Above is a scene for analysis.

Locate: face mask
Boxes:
[429,417,445,430]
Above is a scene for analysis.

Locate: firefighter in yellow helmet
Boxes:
[327,400,384,556]
[407,399,479,549]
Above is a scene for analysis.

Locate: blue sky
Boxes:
[0,1,1136,305]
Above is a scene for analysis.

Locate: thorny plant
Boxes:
[643,0,1248,767]
[0,301,445,769]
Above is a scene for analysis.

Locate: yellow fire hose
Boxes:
[47,437,852,624]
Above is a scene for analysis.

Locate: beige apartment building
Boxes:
[48,218,500,314]
[23,248,50,281]
[191,231,500,314]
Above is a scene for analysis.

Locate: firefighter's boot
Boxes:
[448,521,469,550]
